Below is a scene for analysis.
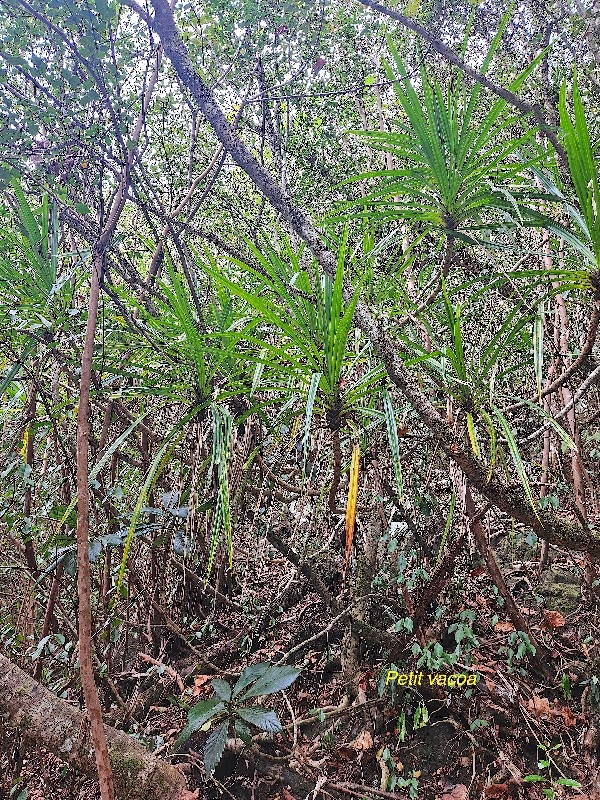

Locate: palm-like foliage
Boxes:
[1,180,58,307]
[104,256,257,408]
[0,181,73,393]
[558,72,600,278]
[396,280,576,507]
[503,73,600,298]
[339,35,548,240]
[421,281,529,410]
[201,234,385,426]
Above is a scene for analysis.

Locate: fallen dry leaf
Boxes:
[334,746,356,761]
[476,663,499,675]
[485,785,509,798]
[543,610,566,628]
[494,621,515,633]
[350,729,373,751]
[528,695,551,717]
[192,674,211,696]
[551,702,577,727]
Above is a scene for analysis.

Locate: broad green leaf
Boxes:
[204,720,229,775]
[211,679,232,701]
[175,698,224,749]
[232,663,271,698]
[234,719,253,744]
[239,665,301,700]
[236,706,282,733]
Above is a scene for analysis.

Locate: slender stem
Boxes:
[76,250,114,800]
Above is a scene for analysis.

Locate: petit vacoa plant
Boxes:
[175,663,301,776]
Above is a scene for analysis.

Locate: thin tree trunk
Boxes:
[34,563,64,682]
[23,377,38,575]
[71,30,165,796]
[464,484,547,674]
[76,250,115,800]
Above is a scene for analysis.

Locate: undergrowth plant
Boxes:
[175,663,300,776]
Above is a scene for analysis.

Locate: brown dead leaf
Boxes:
[334,746,356,761]
[441,784,469,800]
[552,703,577,727]
[350,729,373,751]
[485,785,509,798]
[476,663,499,674]
[543,610,566,628]
[177,791,200,800]
[528,695,551,717]
[494,621,515,633]
[192,674,211,696]
[281,789,296,800]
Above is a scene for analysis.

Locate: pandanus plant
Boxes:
[330,28,600,518]
[533,72,600,296]
[502,73,600,298]
[0,180,71,394]
[338,21,550,249]
[200,231,385,513]
[49,247,261,589]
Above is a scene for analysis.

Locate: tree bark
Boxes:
[0,654,187,800]
[76,248,115,800]
[71,36,165,799]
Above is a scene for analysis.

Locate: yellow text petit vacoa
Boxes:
[385,669,478,688]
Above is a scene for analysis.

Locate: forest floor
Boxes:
[2,541,599,800]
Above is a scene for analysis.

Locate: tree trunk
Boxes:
[0,654,187,800]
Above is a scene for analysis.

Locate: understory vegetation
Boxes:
[1,0,600,798]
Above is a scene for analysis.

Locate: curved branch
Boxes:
[507,302,600,412]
